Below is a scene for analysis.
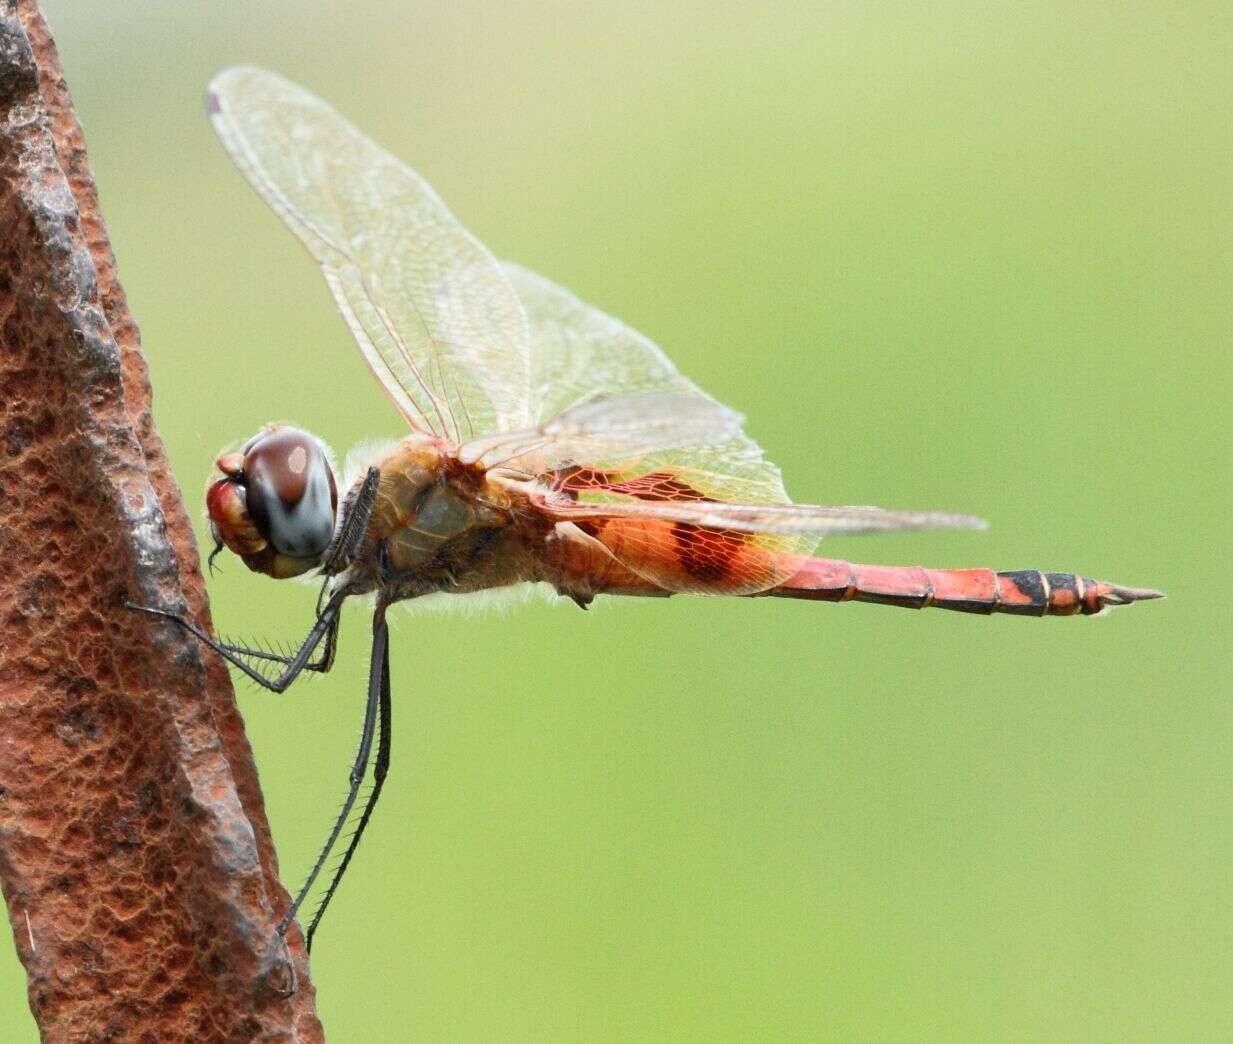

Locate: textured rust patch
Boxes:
[0,3,322,1040]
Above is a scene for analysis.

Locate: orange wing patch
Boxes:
[544,463,793,595]
[567,514,789,595]
[554,466,715,503]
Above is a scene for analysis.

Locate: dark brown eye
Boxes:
[241,427,337,559]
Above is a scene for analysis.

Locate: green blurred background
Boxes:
[11,1,1229,1039]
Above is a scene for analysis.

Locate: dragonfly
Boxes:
[133,66,1162,968]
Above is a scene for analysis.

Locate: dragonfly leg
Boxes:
[311,465,382,619]
[320,467,381,577]
[200,613,342,675]
[303,610,392,953]
[375,538,400,587]
[222,599,346,676]
[276,606,389,953]
[127,587,348,692]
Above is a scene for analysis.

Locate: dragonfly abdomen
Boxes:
[769,559,1162,616]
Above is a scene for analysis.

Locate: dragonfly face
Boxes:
[206,424,338,578]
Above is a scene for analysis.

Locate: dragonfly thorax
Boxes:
[206,425,338,578]
[338,436,514,594]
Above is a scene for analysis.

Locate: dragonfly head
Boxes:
[206,425,338,579]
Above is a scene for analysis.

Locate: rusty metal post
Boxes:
[0,3,324,1039]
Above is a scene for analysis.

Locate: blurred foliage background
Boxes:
[9,1,1229,1039]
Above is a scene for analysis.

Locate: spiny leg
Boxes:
[217,601,345,678]
[304,615,392,953]
[321,467,381,579]
[312,466,382,621]
[128,587,348,692]
[213,626,336,673]
[277,607,389,946]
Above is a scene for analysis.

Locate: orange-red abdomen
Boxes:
[768,558,1163,616]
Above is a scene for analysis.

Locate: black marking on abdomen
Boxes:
[1044,573,1079,596]
[996,570,1048,616]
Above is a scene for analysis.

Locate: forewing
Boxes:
[537,495,988,538]
[207,66,532,440]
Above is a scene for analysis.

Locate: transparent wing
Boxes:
[529,493,988,538]
[472,262,797,502]
[207,66,532,440]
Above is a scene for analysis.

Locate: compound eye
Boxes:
[243,427,337,558]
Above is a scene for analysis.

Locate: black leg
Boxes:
[277,607,388,945]
[218,605,343,676]
[127,588,348,693]
[208,623,339,673]
[313,467,381,620]
[321,468,381,575]
[304,611,392,953]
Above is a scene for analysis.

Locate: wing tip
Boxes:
[205,64,280,112]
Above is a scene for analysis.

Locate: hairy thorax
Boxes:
[332,435,550,602]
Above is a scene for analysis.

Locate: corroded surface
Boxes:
[0,3,322,1040]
